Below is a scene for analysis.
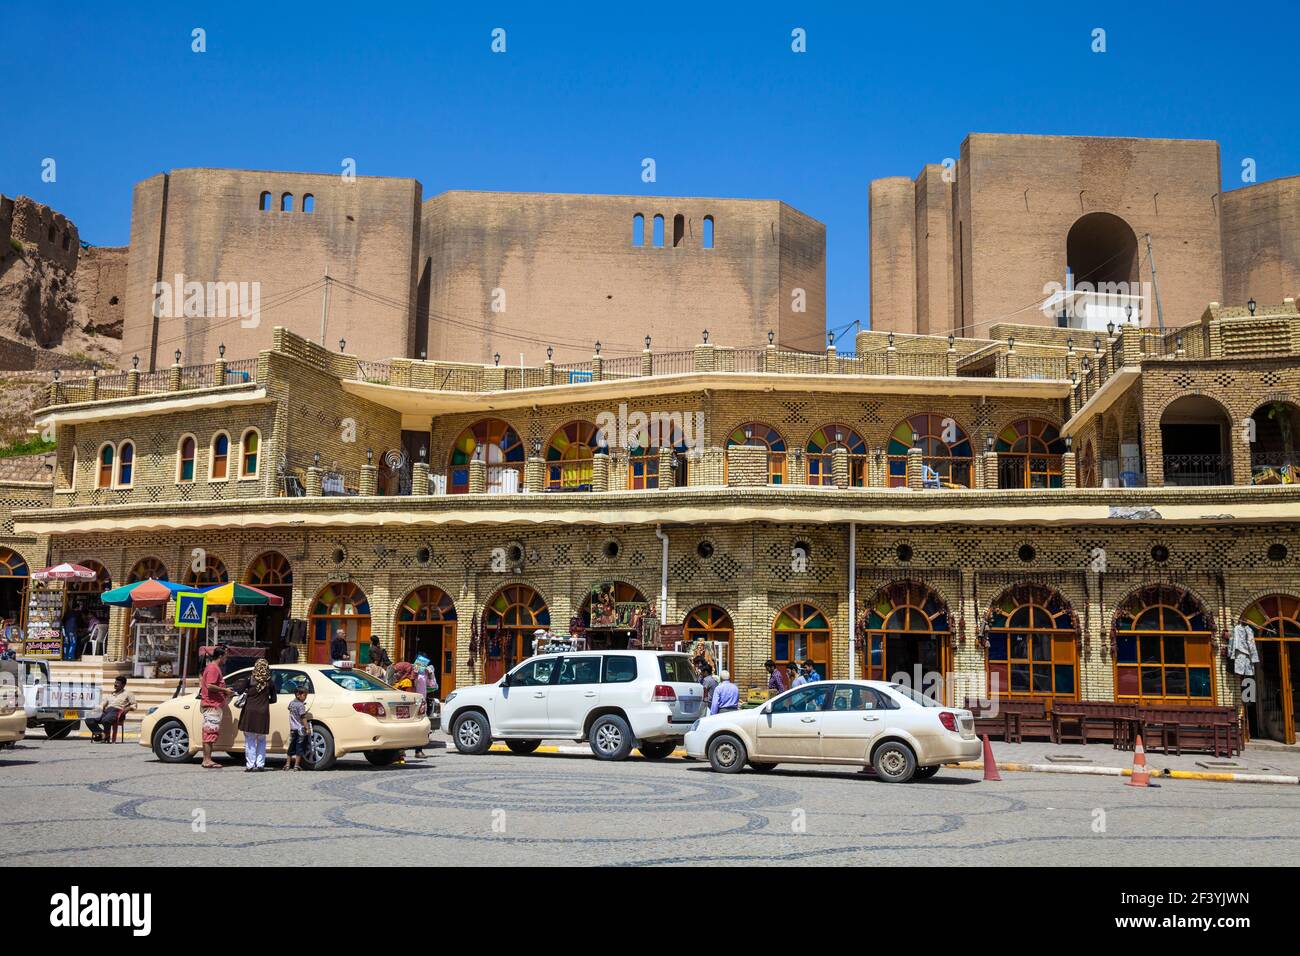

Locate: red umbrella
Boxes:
[34,562,98,581]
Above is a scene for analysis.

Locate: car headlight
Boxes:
[445,691,458,704]
[689,719,700,733]
[146,706,158,715]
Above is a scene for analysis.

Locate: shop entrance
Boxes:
[579,581,650,651]
[244,552,293,663]
[862,580,952,703]
[1242,595,1300,744]
[482,584,549,684]
[396,585,457,696]
[0,548,30,631]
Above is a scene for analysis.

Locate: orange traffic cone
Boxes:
[1125,734,1150,788]
[981,735,1001,781]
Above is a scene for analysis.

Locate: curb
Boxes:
[952,760,1300,786]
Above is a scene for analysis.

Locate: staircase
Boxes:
[48,658,194,740]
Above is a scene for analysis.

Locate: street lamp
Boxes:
[1248,298,1257,316]
[132,355,140,370]
[702,329,709,344]
[827,330,835,347]
[546,345,554,361]
[644,335,651,350]
[218,343,226,358]
[339,338,346,353]
[594,340,602,355]
[947,333,955,350]
[1106,321,1115,338]
[887,331,895,348]
[767,330,774,345]
[493,352,500,367]
[174,349,182,365]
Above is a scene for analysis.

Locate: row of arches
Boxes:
[446,415,1069,492]
[258,191,315,213]
[632,213,714,249]
[89,429,260,490]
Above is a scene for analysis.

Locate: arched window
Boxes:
[632,213,645,247]
[448,418,525,494]
[66,559,111,601]
[1113,585,1215,704]
[244,551,293,588]
[483,584,550,680]
[985,585,1078,703]
[672,214,685,247]
[280,193,294,212]
[773,602,831,680]
[302,194,315,213]
[652,214,665,248]
[116,441,135,487]
[397,585,458,688]
[240,429,260,478]
[1067,212,1139,288]
[259,191,272,211]
[862,581,951,695]
[310,582,371,664]
[628,419,689,489]
[579,581,650,639]
[97,443,115,489]
[806,423,867,487]
[210,433,230,480]
[184,554,229,588]
[1240,594,1300,743]
[0,548,30,628]
[996,418,1067,488]
[727,422,787,484]
[684,604,733,672]
[177,435,196,483]
[1248,401,1300,484]
[546,421,603,490]
[703,215,715,249]
[127,556,169,583]
[887,413,973,488]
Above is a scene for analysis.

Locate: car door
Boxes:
[219,669,251,750]
[496,657,558,735]
[270,669,315,752]
[548,656,602,736]
[754,684,831,760]
[819,684,897,762]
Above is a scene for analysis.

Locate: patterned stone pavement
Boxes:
[2,739,1298,866]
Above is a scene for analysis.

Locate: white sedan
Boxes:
[685,680,980,782]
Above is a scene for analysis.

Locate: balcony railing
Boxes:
[1163,454,1230,487]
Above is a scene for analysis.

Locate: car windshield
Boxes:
[322,668,390,692]
[888,683,942,707]
[658,655,697,683]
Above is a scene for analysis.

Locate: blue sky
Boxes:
[3,1,1296,333]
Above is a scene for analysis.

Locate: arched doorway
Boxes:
[579,581,651,650]
[546,421,603,491]
[773,602,831,680]
[1066,212,1139,287]
[887,413,973,488]
[396,585,458,695]
[1112,585,1215,705]
[123,557,170,661]
[1248,401,1300,484]
[726,422,786,484]
[449,418,525,494]
[1160,395,1232,486]
[1240,595,1300,743]
[66,559,112,657]
[806,423,866,486]
[482,584,549,683]
[995,418,1067,488]
[861,581,950,698]
[309,582,371,664]
[983,584,1079,707]
[244,552,293,664]
[0,548,30,632]
[682,604,734,672]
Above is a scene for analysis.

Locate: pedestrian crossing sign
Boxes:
[175,592,207,628]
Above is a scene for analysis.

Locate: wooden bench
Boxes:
[963,698,1047,743]
[1050,702,1138,746]
[1137,706,1241,758]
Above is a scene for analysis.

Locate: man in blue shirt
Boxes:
[802,659,821,682]
[710,670,740,714]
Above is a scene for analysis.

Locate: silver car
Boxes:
[684,680,980,782]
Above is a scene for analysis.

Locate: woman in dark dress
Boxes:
[238,658,277,772]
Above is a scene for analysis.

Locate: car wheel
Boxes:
[43,720,78,740]
[305,724,337,771]
[588,714,633,760]
[913,765,940,780]
[364,749,403,766]
[637,740,676,760]
[152,719,191,763]
[872,741,917,783]
[505,739,541,755]
[749,761,778,772]
[707,733,747,773]
[452,711,492,755]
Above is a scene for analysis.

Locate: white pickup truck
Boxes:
[8,657,102,739]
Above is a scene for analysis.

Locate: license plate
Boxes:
[678,697,700,710]
[395,704,410,719]
[63,710,79,720]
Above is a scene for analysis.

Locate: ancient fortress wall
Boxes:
[1222,175,1300,307]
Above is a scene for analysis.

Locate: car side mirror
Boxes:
[760,703,772,715]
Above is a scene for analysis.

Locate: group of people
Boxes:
[60,602,110,660]
[764,657,821,694]
[198,647,312,771]
[688,645,824,719]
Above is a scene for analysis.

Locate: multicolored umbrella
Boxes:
[33,562,98,581]
[198,582,285,606]
[99,578,190,607]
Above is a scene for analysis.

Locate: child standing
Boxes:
[284,684,312,771]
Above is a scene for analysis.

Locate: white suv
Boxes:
[444,651,704,761]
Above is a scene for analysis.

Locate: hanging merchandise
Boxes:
[1229,622,1260,676]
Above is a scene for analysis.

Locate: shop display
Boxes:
[23,580,65,659]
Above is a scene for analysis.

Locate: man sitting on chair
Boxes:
[86,676,137,742]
